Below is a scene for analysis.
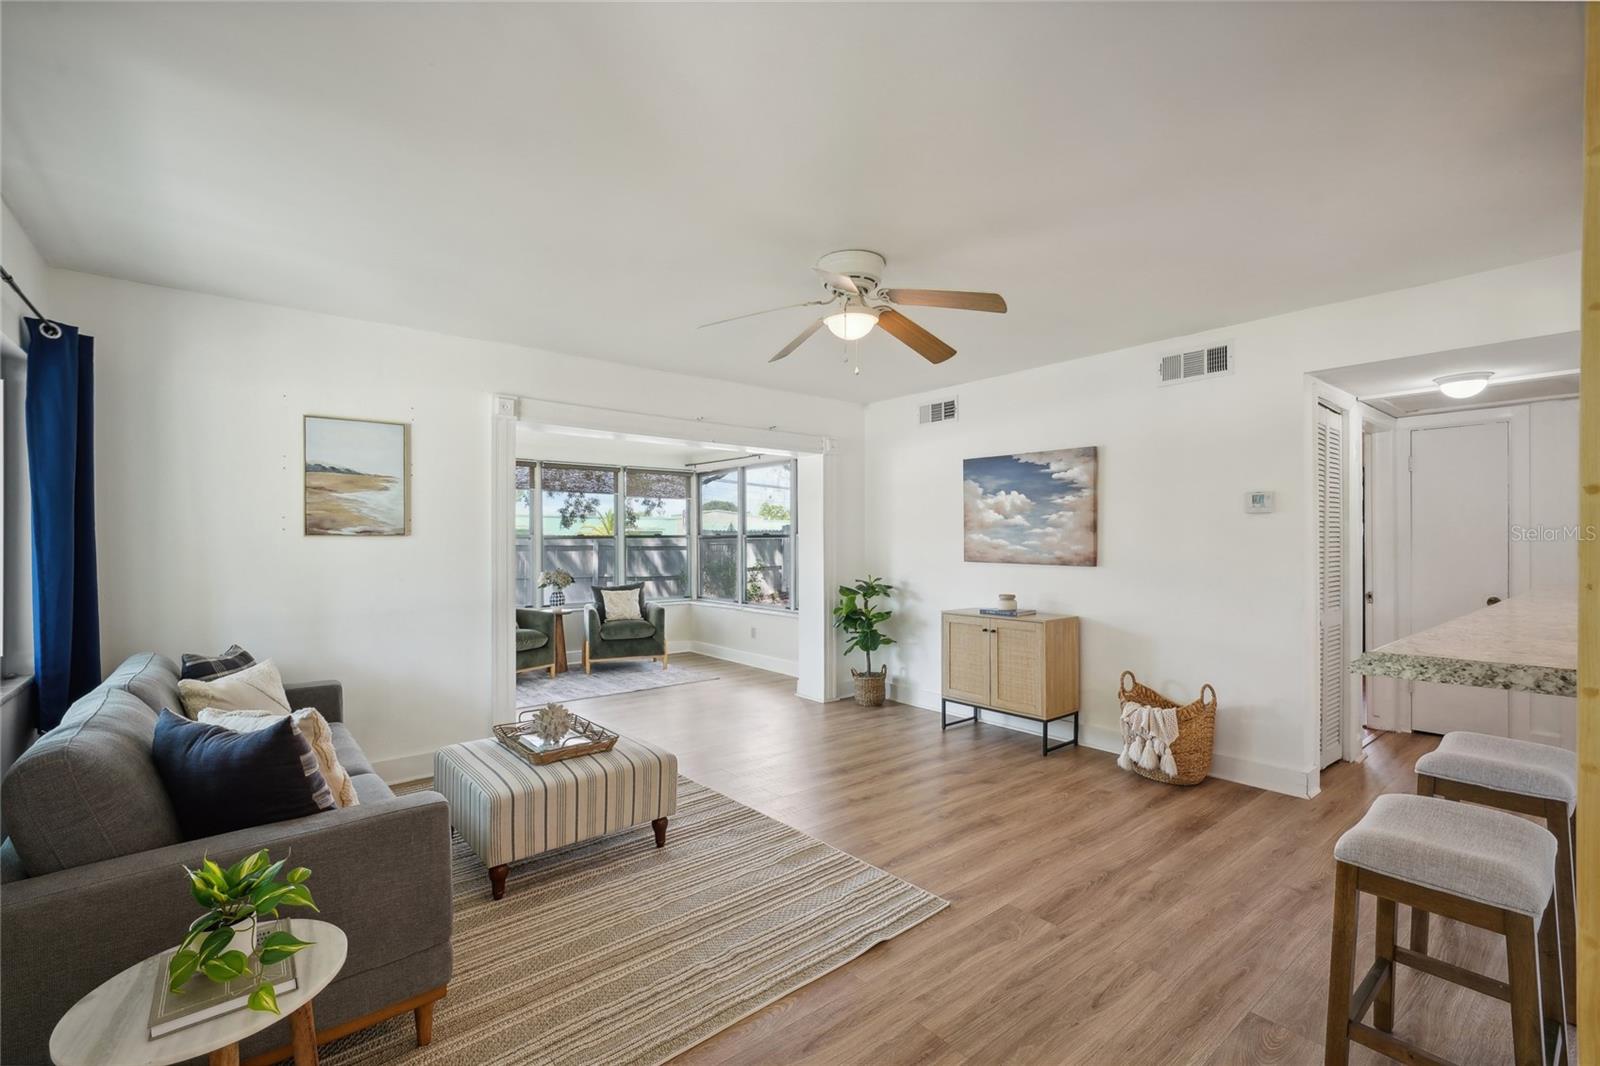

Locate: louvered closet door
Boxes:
[1316,404,1347,768]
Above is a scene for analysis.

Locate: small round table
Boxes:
[50,919,347,1066]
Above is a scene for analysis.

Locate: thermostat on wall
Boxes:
[1245,491,1275,514]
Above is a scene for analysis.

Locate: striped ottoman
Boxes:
[433,734,678,899]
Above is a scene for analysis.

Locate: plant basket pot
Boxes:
[851,668,887,707]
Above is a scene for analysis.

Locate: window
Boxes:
[623,470,690,600]
[697,470,739,601]
[743,463,792,607]
[697,462,796,608]
[517,459,796,610]
[515,463,537,606]
[540,465,618,604]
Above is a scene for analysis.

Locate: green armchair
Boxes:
[516,608,558,675]
[582,593,668,673]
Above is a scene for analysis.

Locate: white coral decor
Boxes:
[536,703,573,744]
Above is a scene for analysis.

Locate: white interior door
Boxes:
[1316,404,1346,768]
[1408,421,1510,736]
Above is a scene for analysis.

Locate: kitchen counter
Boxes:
[1350,588,1577,697]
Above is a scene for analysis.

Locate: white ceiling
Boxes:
[1,2,1583,403]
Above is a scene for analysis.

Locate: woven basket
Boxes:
[1117,671,1218,786]
[852,668,887,707]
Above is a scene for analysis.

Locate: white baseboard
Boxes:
[887,680,1317,799]
[686,640,798,678]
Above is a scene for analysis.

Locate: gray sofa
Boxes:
[0,653,453,1066]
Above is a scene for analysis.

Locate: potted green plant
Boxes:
[833,575,896,707]
[170,849,318,1014]
[538,568,575,606]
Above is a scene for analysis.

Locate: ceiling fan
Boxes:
[699,249,1007,364]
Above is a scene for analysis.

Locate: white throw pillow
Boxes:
[179,658,291,718]
[600,587,644,621]
[197,707,360,808]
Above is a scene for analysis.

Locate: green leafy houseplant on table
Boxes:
[171,849,318,1014]
[833,575,895,707]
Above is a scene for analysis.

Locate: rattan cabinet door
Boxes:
[942,615,992,705]
[989,621,1044,717]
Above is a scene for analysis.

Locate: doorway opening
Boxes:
[1308,330,1581,774]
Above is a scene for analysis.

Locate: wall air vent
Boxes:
[1158,344,1232,386]
[918,398,958,424]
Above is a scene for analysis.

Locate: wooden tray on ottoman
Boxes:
[494,713,619,766]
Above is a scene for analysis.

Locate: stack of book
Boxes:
[978,607,1036,617]
[148,927,298,1038]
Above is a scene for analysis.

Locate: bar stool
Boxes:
[1415,731,1578,1017]
[1325,794,1567,1066]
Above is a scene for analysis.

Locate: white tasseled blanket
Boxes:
[1117,701,1180,778]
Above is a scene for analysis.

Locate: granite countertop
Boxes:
[1350,588,1577,697]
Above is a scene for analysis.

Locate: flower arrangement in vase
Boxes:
[538,568,574,606]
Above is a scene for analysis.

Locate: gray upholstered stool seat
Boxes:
[1333,794,1556,917]
[1415,731,1578,812]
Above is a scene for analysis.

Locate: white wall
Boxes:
[48,268,862,778]
[864,253,1579,796]
[1529,397,1580,590]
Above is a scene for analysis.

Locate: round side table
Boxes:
[50,919,347,1066]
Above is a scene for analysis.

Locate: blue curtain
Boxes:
[24,318,99,730]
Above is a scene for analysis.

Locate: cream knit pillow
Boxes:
[178,658,291,718]
[197,707,360,808]
[599,587,644,621]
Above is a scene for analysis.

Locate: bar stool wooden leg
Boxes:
[1506,913,1548,1066]
[1325,862,1359,1066]
[1375,897,1397,1033]
[1538,893,1568,1066]
[1546,801,1577,1021]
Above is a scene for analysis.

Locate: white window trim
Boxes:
[694,460,798,611]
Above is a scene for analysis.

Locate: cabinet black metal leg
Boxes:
[1042,712,1079,756]
[940,697,976,730]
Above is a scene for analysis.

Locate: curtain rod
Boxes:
[0,264,61,339]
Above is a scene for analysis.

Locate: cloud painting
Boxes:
[963,448,1097,566]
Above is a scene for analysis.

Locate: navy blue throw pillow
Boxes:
[151,710,333,840]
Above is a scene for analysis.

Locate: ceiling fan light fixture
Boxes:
[1434,371,1493,399]
[824,306,879,341]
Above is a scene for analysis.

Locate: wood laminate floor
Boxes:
[516,655,1573,1065]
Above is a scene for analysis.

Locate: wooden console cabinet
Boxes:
[940,609,1081,755]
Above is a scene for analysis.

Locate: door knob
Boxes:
[1486,596,1502,606]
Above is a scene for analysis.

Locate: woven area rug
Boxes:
[515,660,719,708]
[320,779,947,1066]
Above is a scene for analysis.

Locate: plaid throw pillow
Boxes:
[180,644,256,681]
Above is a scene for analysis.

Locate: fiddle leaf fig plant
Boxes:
[170,849,318,1014]
[832,575,896,676]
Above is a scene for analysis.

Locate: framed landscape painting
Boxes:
[304,415,410,536]
[963,447,1098,566]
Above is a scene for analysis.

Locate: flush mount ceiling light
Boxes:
[823,304,880,340]
[1434,371,1494,399]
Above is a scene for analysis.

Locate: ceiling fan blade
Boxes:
[881,288,1007,313]
[769,318,825,362]
[812,267,859,295]
[877,309,957,364]
[699,297,831,329]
